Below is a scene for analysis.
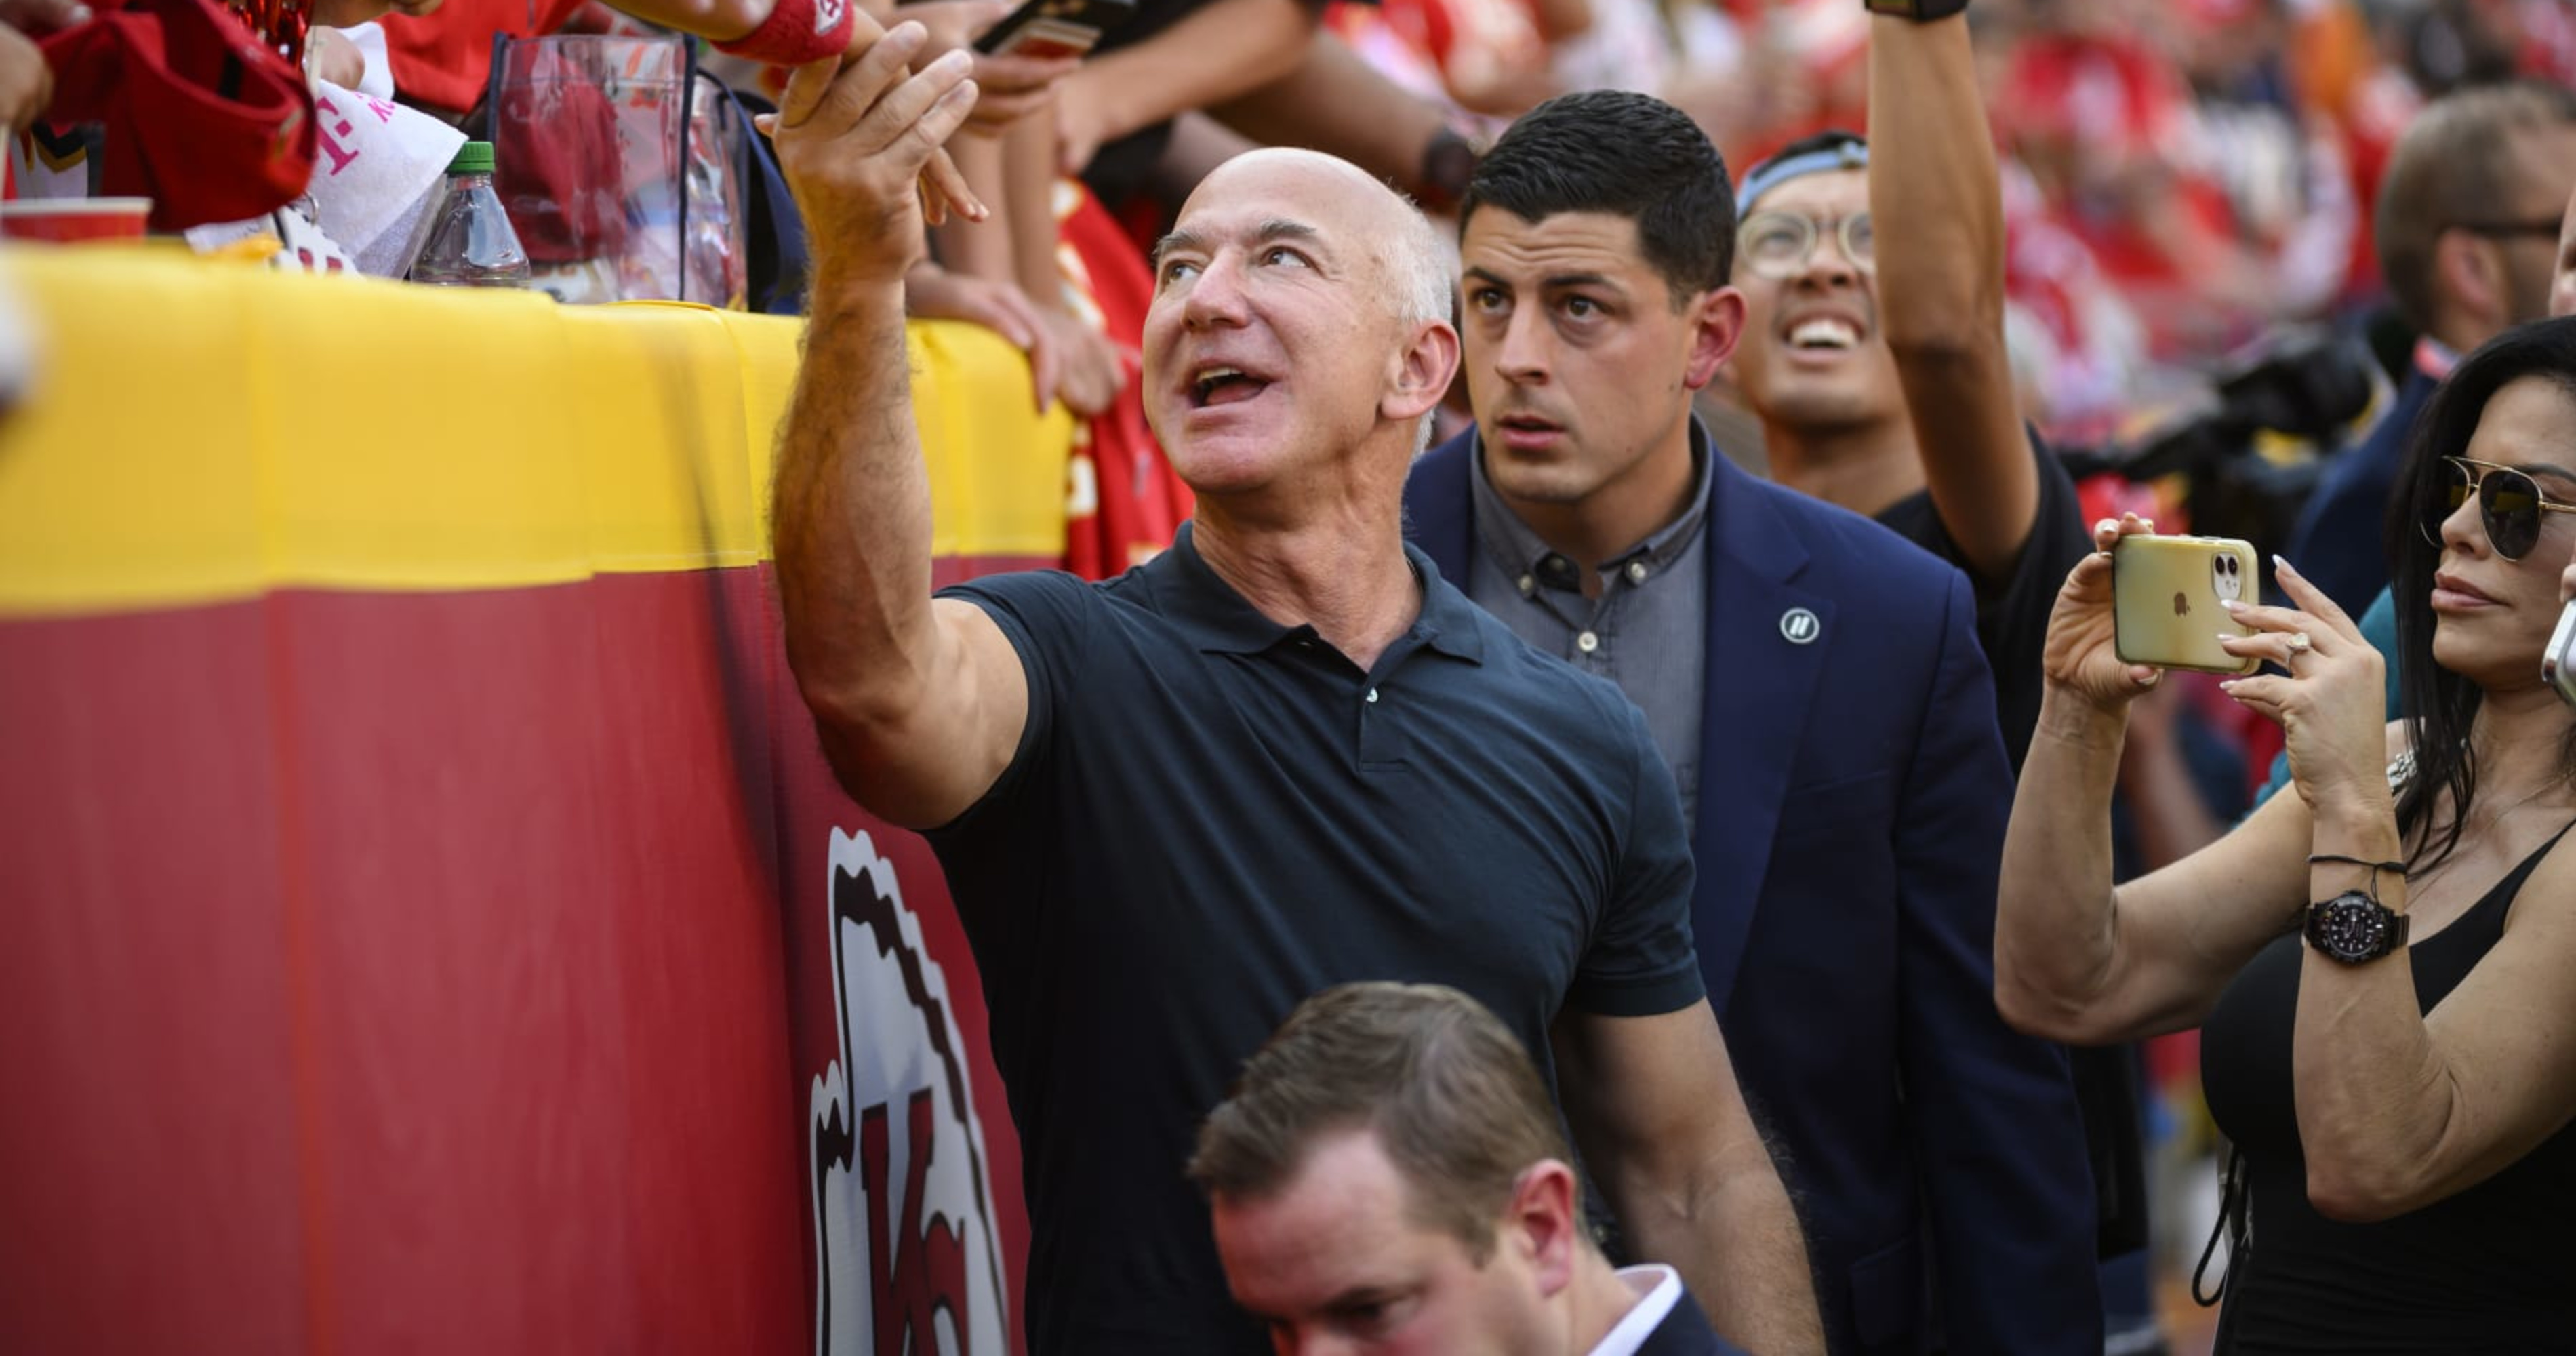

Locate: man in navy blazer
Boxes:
[1404,87,2097,1354]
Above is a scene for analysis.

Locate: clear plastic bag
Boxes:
[486,33,745,306]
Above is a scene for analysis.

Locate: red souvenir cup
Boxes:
[0,198,153,243]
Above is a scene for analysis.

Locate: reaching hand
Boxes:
[0,26,49,134]
[1037,305,1125,417]
[2217,557,2391,817]
[1053,67,1116,176]
[2042,514,2167,714]
[305,26,367,89]
[900,0,1081,131]
[905,263,1062,413]
[761,18,988,293]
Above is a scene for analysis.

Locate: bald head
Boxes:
[1183,149,1453,331]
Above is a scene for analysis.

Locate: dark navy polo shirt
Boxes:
[926,521,1703,1356]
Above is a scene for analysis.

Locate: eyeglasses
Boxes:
[1735,210,1874,280]
[2420,456,2576,561]
[2449,218,2563,241]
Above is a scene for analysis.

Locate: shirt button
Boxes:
[1575,631,1600,654]
[1365,687,1380,704]
[1517,574,1535,596]
[1626,561,1648,584]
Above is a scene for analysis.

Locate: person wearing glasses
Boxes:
[2282,81,2576,622]
[1402,57,2099,1356]
[1996,315,2576,1350]
[1725,1,2168,1342]
[1724,113,2091,778]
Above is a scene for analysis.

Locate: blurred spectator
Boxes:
[2285,80,2576,618]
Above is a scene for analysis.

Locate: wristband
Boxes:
[1416,128,1477,216]
[714,0,854,68]
[1862,0,1967,20]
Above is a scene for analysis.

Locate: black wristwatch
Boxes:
[2304,890,2410,964]
[1863,0,1967,20]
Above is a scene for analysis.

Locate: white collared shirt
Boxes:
[1585,1263,1684,1356]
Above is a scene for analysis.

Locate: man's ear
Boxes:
[1386,319,1464,425]
[1685,285,1748,392]
[2436,228,2506,334]
[1503,1159,1584,1298]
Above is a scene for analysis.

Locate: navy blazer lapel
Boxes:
[1691,456,1828,1013]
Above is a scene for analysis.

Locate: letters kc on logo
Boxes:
[810,829,1010,1355]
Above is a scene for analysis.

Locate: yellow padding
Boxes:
[0,245,1072,617]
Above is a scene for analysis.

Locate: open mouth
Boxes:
[1786,317,1859,351]
[1190,365,1272,409]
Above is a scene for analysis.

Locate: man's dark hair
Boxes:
[1188,982,1574,1262]
[1460,90,1737,306]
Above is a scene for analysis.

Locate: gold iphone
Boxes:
[2112,534,2263,675]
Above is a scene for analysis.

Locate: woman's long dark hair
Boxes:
[2381,315,2576,869]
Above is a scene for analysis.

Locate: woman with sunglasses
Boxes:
[1994,315,2576,1352]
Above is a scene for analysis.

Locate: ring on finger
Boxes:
[2284,630,2313,656]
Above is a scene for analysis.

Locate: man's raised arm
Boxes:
[768,26,1032,829]
[1868,7,2036,584]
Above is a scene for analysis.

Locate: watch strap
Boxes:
[1863,0,1968,21]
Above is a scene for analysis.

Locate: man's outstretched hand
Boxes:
[760,17,988,293]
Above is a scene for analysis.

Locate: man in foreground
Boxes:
[761,23,1819,1354]
[1196,982,1748,1356]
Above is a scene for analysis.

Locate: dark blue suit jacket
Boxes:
[1407,430,2100,1355]
[2284,363,2440,618]
[1631,1281,1745,1355]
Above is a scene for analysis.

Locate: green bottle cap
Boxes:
[447,141,495,176]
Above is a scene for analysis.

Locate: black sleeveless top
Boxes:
[2200,824,2576,1354]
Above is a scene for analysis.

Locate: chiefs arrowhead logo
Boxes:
[810,830,1009,1355]
[817,0,848,36]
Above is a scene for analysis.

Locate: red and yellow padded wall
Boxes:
[0,246,1063,1353]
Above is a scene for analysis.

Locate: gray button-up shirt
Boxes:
[1464,433,1712,821]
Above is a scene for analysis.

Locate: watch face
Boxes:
[2312,894,2396,962]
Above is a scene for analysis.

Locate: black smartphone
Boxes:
[970,0,1139,58]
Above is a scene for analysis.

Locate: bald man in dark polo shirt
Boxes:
[761,22,1822,1356]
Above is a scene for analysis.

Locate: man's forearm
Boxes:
[1077,0,1312,144]
[1866,8,2034,579]
[1210,31,1448,195]
[1867,12,2000,353]
[1623,1148,1824,1355]
[773,281,939,720]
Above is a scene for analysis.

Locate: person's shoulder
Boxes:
[1443,586,1645,731]
[944,565,1106,612]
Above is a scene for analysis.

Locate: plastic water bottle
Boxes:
[406,141,531,289]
